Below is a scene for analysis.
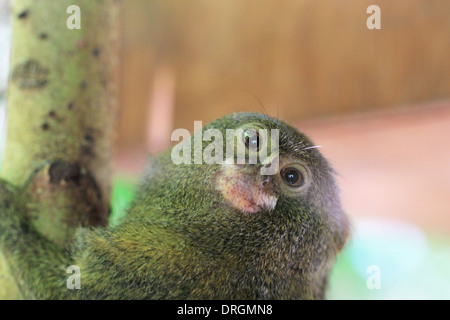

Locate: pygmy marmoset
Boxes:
[0,112,349,299]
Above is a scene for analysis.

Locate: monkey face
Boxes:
[212,116,314,216]
[214,147,313,215]
[207,114,349,279]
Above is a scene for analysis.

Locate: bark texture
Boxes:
[0,0,119,299]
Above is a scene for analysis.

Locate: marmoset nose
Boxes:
[261,175,272,189]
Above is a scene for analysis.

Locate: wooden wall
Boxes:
[117,0,450,151]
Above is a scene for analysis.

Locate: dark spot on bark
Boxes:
[41,123,50,130]
[92,48,100,57]
[84,133,94,142]
[12,59,49,89]
[68,102,74,110]
[48,110,56,118]
[81,145,95,157]
[80,80,88,90]
[3,200,10,209]
[39,33,48,40]
[18,10,29,19]
[27,161,108,228]
[48,161,82,185]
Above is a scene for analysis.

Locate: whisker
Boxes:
[247,91,268,117]
[301,145,324,151]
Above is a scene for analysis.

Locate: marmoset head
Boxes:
[203,113,347,234]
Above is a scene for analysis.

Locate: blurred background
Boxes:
[1,0,450,299]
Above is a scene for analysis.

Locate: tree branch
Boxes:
[0,0,119,299]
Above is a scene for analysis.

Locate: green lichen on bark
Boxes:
[0,0,119,299]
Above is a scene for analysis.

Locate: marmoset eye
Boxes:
[243,129,261,152]
[281,167,304,187]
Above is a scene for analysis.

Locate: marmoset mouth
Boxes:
[215,163,278,214]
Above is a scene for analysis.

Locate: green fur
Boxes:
[0,112,349,299]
